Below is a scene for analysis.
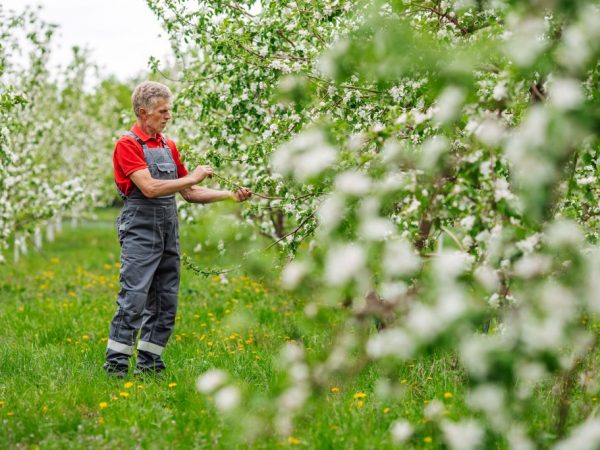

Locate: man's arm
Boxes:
[180,185,252,204]
[130,165,212,198]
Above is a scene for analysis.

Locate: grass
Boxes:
[1,207,596,449]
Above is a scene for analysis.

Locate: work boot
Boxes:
[103,362,128,379]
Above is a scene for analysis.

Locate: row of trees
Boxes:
[0,6,130,262]
[148,0,600,447]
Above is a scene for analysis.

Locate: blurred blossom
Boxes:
[317,194,345,231]
[366,328,415,359]
[504,16,548,66]
[434,86,466,124]
[390,419,413,444]
[281,261,308,290]
[433,251,475,281]
[359,217,395,241]
[424,399,445,421]
[553,418,600,450]
[214,386,240,412]
[545,219,583,248]
[325,244,366,286]
[474,265,500,291]
[196,369,227,394]
[383,240,420,277]
[548,78,584,110]
[420,136,450,169]
[514,255,552,279]
[272,129,337,181]
[475,118,505,147]
[466,384,507,429]
[335,171,371,195]
[441,420,484,450]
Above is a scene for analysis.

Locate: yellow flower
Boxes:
[424,436,432,444]
[42,405,49,414]
[383,407,390,414]
[119,392,129,398]
[353,392,367,399]
[168,383,177,388]
[287,436,301,445]
[82,335,90,341]
[356,400,364,408]
[124,382,133,389]
[99,402,109,409]
[330,387,340,394]
[444,392,453,399]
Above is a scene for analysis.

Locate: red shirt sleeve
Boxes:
[167,139,189,177]
[114,136,147,177]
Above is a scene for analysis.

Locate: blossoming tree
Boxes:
[148,0,600,447]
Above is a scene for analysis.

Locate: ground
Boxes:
[4,207,593,449]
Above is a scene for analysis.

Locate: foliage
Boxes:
[148,0,600,447]
[0,6,130,262]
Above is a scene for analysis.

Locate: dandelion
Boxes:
[119,392,129,398]
[424,436,433,443]
[82,335,90,341]
[168,383,177,388]
[383,407,390,414]
[288,436,301,445]
[356,400,364,408]
[353,392,367,399]
[42,405,48,413]
[99,402,108,409]
[331,387,340,394]
[444,392,453,399]
[124,382,133,389]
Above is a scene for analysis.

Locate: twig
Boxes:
[440,225,465,251]
[266,210,317,249]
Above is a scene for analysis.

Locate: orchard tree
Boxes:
[0,6,129,262]
[150,0,600,447]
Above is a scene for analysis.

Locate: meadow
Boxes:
[0,206,456,449]
[0,207,597,449]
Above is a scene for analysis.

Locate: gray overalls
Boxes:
[104,131,180,374]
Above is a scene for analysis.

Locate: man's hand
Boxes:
[231,187,252,202]
[190,165,214,183]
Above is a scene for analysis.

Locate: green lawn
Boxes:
[2,207,594,449]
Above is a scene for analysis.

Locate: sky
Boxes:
[2,0,174,82]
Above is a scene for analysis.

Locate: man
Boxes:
[103,81,251,377]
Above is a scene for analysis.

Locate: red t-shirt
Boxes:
[113,124,188,196]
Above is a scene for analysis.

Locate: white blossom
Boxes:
[390,420,413,444]
[549,78,584,110]
[325,244,366,286]
[214,386,241,412]
[196,369,228,394]
[441,420,484,450]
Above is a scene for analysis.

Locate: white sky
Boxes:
[2,0,174,82]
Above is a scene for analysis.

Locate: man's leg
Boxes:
[136,220,180,373]
[104,217,162,376]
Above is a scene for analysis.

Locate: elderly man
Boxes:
[104,81,251,377]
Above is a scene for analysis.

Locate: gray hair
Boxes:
[131,81,172,117]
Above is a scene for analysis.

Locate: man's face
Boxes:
[141,97,172,133]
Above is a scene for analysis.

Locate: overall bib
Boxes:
[104,131,180,374]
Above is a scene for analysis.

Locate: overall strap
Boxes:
[124,131,146,148]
